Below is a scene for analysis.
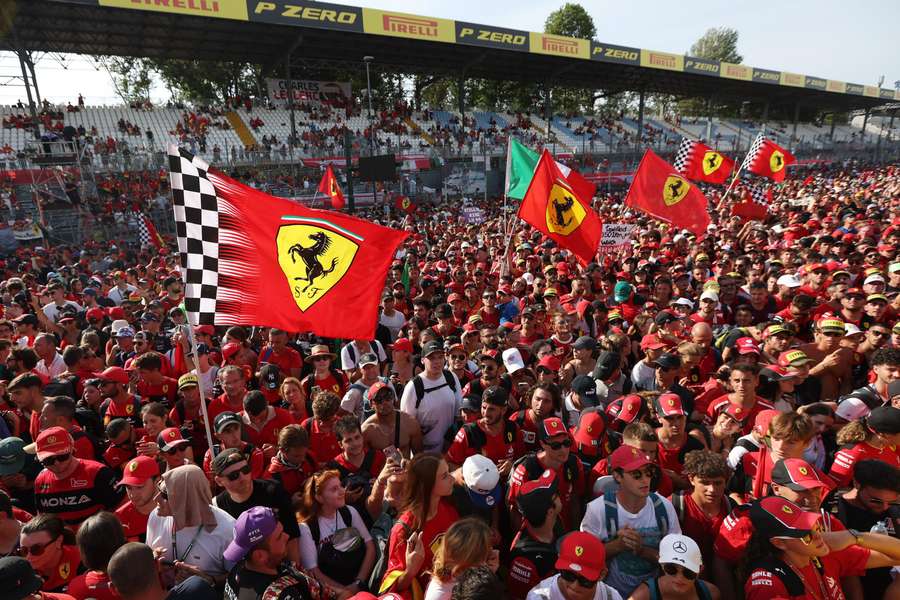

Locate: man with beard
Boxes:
[96,366,142,428]
[447,385,522,475]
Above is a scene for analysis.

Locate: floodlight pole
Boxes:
[363,56,375,156]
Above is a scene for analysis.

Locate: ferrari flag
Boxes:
[624,150,711,237]
[518,150,602,265]
[671,138,735,184]
[167,146,408,340]
[317,164,345,210]
[743,133,796,182]
[506,138,596,201]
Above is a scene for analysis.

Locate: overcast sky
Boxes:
[1,0,897,105]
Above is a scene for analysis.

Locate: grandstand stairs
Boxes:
[404,117,435,146]
[225,111,257,148]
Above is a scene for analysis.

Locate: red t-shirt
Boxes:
[136,377,178,407]
[509,454,585,528]
[446,421,523,466]
[67,570,119,600]
[705,395,775,435]
[41,544,81,592]
[114,499,150,542]
[207,394,244,423]
[745,544,869,600]
[240,406,296,460]
[677,492,730,571]
[828,441,900,489]
[509,410,542,452]
[259,345,303,375]
[382,501,459,595]
[300,418,341,464]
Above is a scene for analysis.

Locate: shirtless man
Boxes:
[799,318,854,401]
[561,336,597,388]
[362,381,423,458]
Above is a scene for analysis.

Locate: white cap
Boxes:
[699,290,719,303]
[110,319,130,334]
[502,348,526,374]
[844,323,864,337]
[658,534,702,574]
[462,454,499,495]
[889,263,900,275]
[672,297,694,309]
[835,397,871,422]
[776,274,802,288]
[521,272,534,285]
[864,274,885,285]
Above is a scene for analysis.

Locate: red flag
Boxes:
[518,150,602,265]
[624,150,711,237]
[317,164,345,210]
[168,147,408,340]
[801,174,814,186]
[138,215,164,250]
[672,139,735,184]
[394,194,416,215]
[744,134,796,182]
[732,201,768,221]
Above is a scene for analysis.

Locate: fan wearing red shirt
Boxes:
[257,329,303,378]
[706,364,774,436]
[113,455,159,542]
[240,390,295,461]
[96,367,141,429]
[509,382,559,453]
[207,365,248,423]
[828,405,900,489]
[201,412,265,485]
[654,393,705,489]
[133,352,177,408]
[20,514,83,593]
[268,424,317,497]
[8,372,49,444]
[326,415,390,521]
[167,374,210,460]
[299,390,342,464]
[447,386,523,471]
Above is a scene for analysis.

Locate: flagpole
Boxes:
[178,311,217,459]
[718,132,760,209]
[503,136,512,238]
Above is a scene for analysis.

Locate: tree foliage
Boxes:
[544,3,597,39]
[690,27,742,64]
[100,56,153,104]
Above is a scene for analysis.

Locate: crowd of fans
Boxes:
[0,158,899,600]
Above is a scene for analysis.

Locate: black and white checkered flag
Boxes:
[749,184,768,204]
[672,138,697,175]
[741,132,765,171]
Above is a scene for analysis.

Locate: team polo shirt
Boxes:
[828,441,900,489]
[382,501,459,594]
[745,544,869,600]
[115,499,150,542]
[509,409,542,451]
[259,344,303,374]
[299,418,341,464]
[35,459,123,528]
[240,406,296,459]
[100,395,141,428]
[207,394,245,423]
[68,570,117,600]
[41,544,82,592]
[705,395,774,435]
[507,529,558,600]
[136,377,178,407]
[509,453,585,528]
[446,420,523,466]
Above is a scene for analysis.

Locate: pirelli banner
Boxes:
[71,0,898,101]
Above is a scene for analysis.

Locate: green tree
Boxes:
[544,3,596,39]
[690,27,742,63]
[100,56,154,104]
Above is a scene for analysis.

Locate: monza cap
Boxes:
[778,349,815,367]
[771,458,829,492]
[844,287,865,298]
[867,294,889,304]
[368,381,394,401]
[35,426,74,461]
[211,448,247,475]
[817,318,846,332]
[612,394,644,424]
[482,385,509,407]
[118,455,160,487]
[193,325,215,336]
[640,333,667,350]
[655,393,686,417]
[502,348,526,374]
[776,274,802,288]
[0,557,43,600]
[699,290,719,303]
[735,337,760,355]
[12,314,37,327]
[221,342,241,362]
[864,274,886,285]
[93,366,130,384]
[867,405,900,435]
[763,324,791,339]
[421,340,444,357]
[750,496,821,539]
[753,409,781,436]
[462,454,501,510]
[609,444,653,472]
[571,375,597,402]
[177,373,199,390]
[672,297,694,308]
[572,411,606,456]
[223,506,279,563]
[0,437,26,476]
[658,533,702,574]
[760,366,799,382]
[538,417,569,441]
[157,427,191,452]
[86,307,105,322]
[214,411,241,433]
[517,469,559,525]
[555,531,606,582]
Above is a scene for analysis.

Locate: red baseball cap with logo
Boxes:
[640,334,667,350]
[538,417,569,441]
[609,444,653,472]
[735,337,760,355]
[655,393,686,417]
[572,412,606,457]
[118,455,161,487]
[778,349,815,368]
[157,427,191,452]
[771,458,830,491]
[753,409,782,436]
[536,355,561,372]
[750,496,821,539]
[391,338,413,353]
[93,366,130,385]
[612,394,644,424]
[555,532,607,582]
[35,427,74,461]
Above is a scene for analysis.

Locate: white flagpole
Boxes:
[503,136,512,237]
[720,132,762,207]
[179,312,217,458]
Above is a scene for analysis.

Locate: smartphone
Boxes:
[383,445,402,464]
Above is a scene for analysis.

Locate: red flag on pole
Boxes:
[624,150,711,237]
[138,214,164,250]
[168,146,408,340]
[518,150,602,265]
[672,138,735,184]
[743,134,796,182]
[317,164,345,210]
[394,194,416,215]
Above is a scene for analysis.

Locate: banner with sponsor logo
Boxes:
[362,8,455,42]
[590,42,640,65]
[683,56,720,76]
[12,223,43,241]
[266,79,351,105]
[455,22,528,51]
[598,223,635,253]
[720,62,752,81]
[529,32,589,59]
[249,0,363,31]
[99,0,248,19]
[640,50,684,72]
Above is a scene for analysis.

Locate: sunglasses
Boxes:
[559,569,596,588]
[449,354,466,360]
[662,563,697,580]
[41,453,71,467]
[544,437,572,450]
[870,331,890,338]
[165,445,188,456]
[19,535,59,557]
[313,356,330,362]
[627,467,656,480]
[820,331,843,337]
[223,463,251,481]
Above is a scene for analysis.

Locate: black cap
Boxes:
[0,557,43,600]
[482,385,509,407]
[214,411,241,433]
[461,394,482,413]
[654,310,679,326]
[573,336,597,352]
[889,379,900,401]
[653,353,682,370]
[592,351,620,381]
[422,340,444,357]
[211,448,246,475]
[571,375,598,402]
[868,405,900,435]
[12,314,37,327]
[258,363,280,390]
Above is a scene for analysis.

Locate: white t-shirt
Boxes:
[35,353,66,380]
[526,574,623,600]
[145,505,236,576]
[379,310,406,341]
[424,577,456,600]
[400,371,462,453]
[630,361,655,391]
[581,493,680,598]
[42,301,82,323]
[297,505,372,570]
[341,341,388,371]
[727,434,761,469]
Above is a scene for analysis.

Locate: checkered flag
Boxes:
[137,214,163,250]
[672,138,697,175]
[741,132,765,171]
[747,182,773,205]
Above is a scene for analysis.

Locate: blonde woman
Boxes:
[424,517,498,600]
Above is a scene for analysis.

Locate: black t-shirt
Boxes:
[224,562,318,600]
[215,479,301,540]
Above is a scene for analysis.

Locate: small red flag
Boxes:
[801,174,814,186]
[394,194,416,215]
[518,150,602,265]
[138,215,164,250]
[317,164,345,210]
[744,134,796,182]
[732,201,769,221]
[672,139,735,185]
[624,150,711,237]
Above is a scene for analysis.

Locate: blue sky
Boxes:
[2,0,897,105]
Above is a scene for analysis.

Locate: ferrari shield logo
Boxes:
[575,545,584,557]
[663,175,690,206]
[400,197,411,210]
[702,152,723,175]
[277,224,358,311]
[770,150,785,172]
[545,180,586,236]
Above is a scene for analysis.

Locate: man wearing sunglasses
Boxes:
[202,412,266,485]
[582,444,681,599]
[798,318,853,402]
[33,427,122,529]
[629,533,718,600]
[525,531,620,600]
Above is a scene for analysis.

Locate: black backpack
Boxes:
[43,374,80,399]
[412,369,458,408]
[462,419,518,452]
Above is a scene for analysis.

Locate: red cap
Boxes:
[555,261,570,274]
[750,496,822,539]
[572,412,606,456]
[538,417,569,441]
[555,532,606,582]
[93,366,129,385]
[194,325,215,336]
[536,355,561,372]
[86,307,105,322]
[35,426,74,461]
[640,334,667,350]
[778,349,815,367]
[118,455,160,487]
[805,263,827,273]
[609,444,653,471]
[844,287,865,297]
[221,342,241,362]
[771,458,830,491]
[447,293,463,303]
[498,284,513,295]
[753,409,782,436]
[391,338,413,353]
[721,403,748,422]
[106,306,125,320]
[614,394,644,423]
[157,427,191,452]
[655,393,686,417]
[735,337,760,355]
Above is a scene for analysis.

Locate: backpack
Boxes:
[713,326,745,351]
[511,452,580,487]
[43,373,80,399]
[462,419,518,452]
[839,385,883,411]
[602,490,669,540]
[671,490,736,525]
[366,509,402,592]
[411,369,458,409]
[345,341,384,367]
